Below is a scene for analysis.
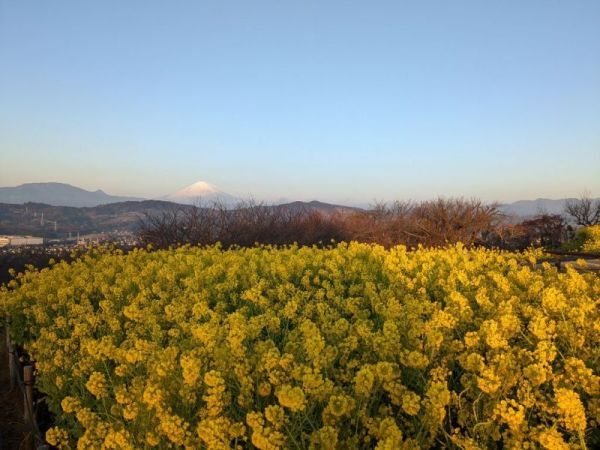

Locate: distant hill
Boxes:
[274,200,361,215]
[0,183,145,207]
[0,200,184,237]
[0,200,359,238]
[498,198,599,217]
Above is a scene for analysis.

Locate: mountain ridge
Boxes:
[0,183,144,207]
[1,182,596,218]
[497,197,599,217]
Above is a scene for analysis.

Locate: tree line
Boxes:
[137,193,600,250]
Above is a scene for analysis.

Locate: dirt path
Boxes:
[0,331,31,450]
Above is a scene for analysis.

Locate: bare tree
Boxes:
[565,191,600,226]
[343,198,500,248]
[406,198,501,247]
[137,199,351,249]
[138,197,502,250]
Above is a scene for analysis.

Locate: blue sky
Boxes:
[1,0,599,204]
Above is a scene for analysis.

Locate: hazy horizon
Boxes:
[1,179,598,208]
[2,1,599,203]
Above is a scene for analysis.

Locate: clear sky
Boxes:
[1,1,599,204]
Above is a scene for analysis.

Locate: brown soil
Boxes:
[0,330,34,450]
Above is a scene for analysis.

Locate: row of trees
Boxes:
[138,194,599,250]
[138,198,500,249]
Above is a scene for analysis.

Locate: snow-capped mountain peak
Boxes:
[164,181,238,206]
[172,181,219,198]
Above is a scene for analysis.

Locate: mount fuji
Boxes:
[163,181,239,206]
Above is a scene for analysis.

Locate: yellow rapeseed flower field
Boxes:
[1,243,599,449]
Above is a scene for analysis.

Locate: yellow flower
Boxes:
[401,391,421,416]
[541,287,567,313]
[264,405,286,429]
[146,432,160,447]
[85,371,108,399]
[523,363,548,386]
[45,427,69,447]
[375,362,399,382]
[310,426,338,450]
[481,320,508,349]
[424,380,451,426]
[60,396,80,413]
[354,365,376,396]
[142,383,163,409]
[324,394,354,419]
[203,370,227,417]
[555,388,586,432]
[494,399,525,432]
[477,366,501,394]
[258,382,272,397]
[463,332,480,348]
[180,354,202,386]
[276,385,307,412]
[538,427,569,450]
[158,410,190,446]
[403,350,430,369]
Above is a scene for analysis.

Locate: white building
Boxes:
[0,236,45,246]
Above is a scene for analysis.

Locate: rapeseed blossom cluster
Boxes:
[581,225,600,253]
[1,243,599,448]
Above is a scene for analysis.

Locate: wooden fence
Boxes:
[4,319,48,450]
[541,250,600,272]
